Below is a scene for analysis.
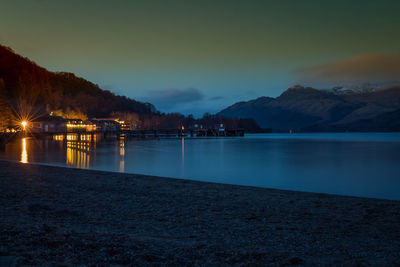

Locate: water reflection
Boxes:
[65,134,95,169]
[119,138,125,172]
[2,133,400,200]
[181,137,185,176]
[20,138,28,163]
[181,137,185,163]
[66,141,90,168]
[120,139,125,156]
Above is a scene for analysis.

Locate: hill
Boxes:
[218,85,400,132]
[0,44,156,121]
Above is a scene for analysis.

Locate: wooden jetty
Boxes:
[39,128,245,139]
[126,129,245,138]
[0,128,245,147]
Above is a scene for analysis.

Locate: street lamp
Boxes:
[21,121,27,131]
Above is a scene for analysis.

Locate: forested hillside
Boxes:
[0,45,156,120]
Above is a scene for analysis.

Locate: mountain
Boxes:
[0,44,156,120]
[218,85,400,132]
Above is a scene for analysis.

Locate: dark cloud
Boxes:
[143,88,204,109]
[297,53,400,86]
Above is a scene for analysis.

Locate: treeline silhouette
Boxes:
[0,44,260,131]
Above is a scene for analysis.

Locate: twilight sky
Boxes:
[1,0,400,116]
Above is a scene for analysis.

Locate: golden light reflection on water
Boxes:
[119,139,125,172]
[119,159,125,172]
[64,134,95,169]
[66,141,90,168]
[15,133,104,169]
[120,140,125,156]
[20,138,28,163]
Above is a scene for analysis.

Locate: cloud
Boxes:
[297,53,400,86]
[143,88,204,109]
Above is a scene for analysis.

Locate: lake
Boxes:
[1,133,400,200]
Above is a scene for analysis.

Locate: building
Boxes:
[90,118,121,132]
[65,119,96,133]
[90,118,132,132]
[118,120,132,131]
[29,115,132,134]
[31,115,66,133]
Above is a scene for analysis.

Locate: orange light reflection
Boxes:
[20,138,28,163]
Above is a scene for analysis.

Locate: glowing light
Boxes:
[66,123,96,132]
[53,135,64,141]
[21,121,27,131]
[20,138,28,163]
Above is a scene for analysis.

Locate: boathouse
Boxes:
[31,115,66,133]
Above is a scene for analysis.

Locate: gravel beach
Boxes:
[0,160,399,266]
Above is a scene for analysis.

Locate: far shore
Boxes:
[0,160,399,266]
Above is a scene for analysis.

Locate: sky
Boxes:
[1,0,400,116]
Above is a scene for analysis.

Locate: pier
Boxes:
[0,128,245,149]
[126,128,245,138]
[17,128,244,140]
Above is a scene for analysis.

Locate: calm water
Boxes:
[1,133,400,200]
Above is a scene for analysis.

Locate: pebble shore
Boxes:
[0,160,399,266]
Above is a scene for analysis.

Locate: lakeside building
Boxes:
[31,115,66,133]
[90,118,120,132]
[18,115,133,134]
[119,121,133,131]
[30,116,98,133]
[65,119,97,133]
[91,118,132,132]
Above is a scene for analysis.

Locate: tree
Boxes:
[0,96,13,131]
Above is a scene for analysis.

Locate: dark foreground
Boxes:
[0,161,399,266]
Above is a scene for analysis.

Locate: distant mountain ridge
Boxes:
[218,85,400,132]
[325,82,400,95]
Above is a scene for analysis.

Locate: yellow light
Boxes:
[21,121,27,131]
[21,138,28,163]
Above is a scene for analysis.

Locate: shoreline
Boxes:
[1,160,399,265]
[1,158,398,202]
